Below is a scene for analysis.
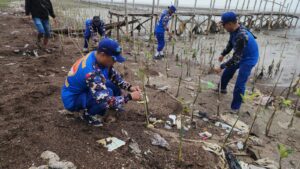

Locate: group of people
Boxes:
[25,0,259,127]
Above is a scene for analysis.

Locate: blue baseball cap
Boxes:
[168,5,176,13]
[221,12,237,24]
[97,38,125,63]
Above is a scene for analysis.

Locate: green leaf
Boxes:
[282,98,292,107]
[295,88,300,97]
[207,81,215,89]
[277,144,293,159]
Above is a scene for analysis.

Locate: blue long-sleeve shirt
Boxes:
[220,25,259,69]
[84,19,106,48]
[155,10,172,33]
[61,52,132,112]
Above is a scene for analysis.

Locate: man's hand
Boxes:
[213,66,223,74]
[218,55,225,62]
[53,18,58,26]
[130,86,141,92]
[130,91,142,101]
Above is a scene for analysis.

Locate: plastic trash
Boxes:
[199,131,212,140]
[97,137,126,152]
[150,133,170,150]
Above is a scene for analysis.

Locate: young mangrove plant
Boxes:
[277,144,293,169]
[265,68,283,109]
[191,74,202,127]
[175,56,184,98]
[138,68,150,127]
[265,97,280,137]
[178,98,189,164]
[288,88,300,128]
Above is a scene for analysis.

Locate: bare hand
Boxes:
[53,18,58,26]
[130,91,142,101]
[213,67,223,74]
[130,86,141,92]
[218,55,224,62]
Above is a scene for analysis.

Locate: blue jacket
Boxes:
[155,10,172,33]
[84,19,105,38]
[221,25,259,69]
[61,52,131,112]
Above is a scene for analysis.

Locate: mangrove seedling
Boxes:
[265,68,283,109]
[288,88,300,128]
[265,97,280,136]
[178,98,189,164]
[175,57,184,98]
[277,144,293,169]
[191,74,202,127]
[138,68,150,127]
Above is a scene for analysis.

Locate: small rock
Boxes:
[237,141,244,150]
[121,129,129,137]
[41,150,60,162]
[49,160,76,169]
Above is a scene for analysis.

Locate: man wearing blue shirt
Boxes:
[214,12,259,113]
[62,38,141,127]
[83,16,106,53]
[154,5,176,59]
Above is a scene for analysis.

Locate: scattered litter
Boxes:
[150,133,170,150]
[121,129,129,138]
[149,117,157,123]
[202,141,224,157]
[129,139,142,156]
[199,131,212,140]
[0,56,5,59]
[221,114,249,133]
[29,165,48,169]
[253,158,279,169]
[225,149,242,169]
[13,49,20,54]
[239,161,265,169]
[24,44,29,48]
[97,137,126,152]
[4,45,10,48]
[33,50,39,57]
[164,124,172,129]
[165,114,176,128]
[215,121,242,133]
[157,85,169,91]
[237,141,244,150]
[249,136,264,147]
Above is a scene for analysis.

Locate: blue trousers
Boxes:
[74,81,121,116]
[155,32,165,52]
[33,18,51,38]
[220,64,254,110]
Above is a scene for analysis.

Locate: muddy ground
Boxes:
[0,5,300,169]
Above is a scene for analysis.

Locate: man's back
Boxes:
[25,0,55,19]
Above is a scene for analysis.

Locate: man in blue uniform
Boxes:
[62,38,142,127]
[214,12,259,113]
[83,16,106,53]
[153,5,176,59]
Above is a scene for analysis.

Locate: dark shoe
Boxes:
[153,54,162,60]
[214,88,228,94]
[80,112,103,127]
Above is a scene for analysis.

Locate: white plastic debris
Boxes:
[215,121,242,133]
[157,85,169,91]
[253,158,279,169]
[150,133,170,150]
[129,140,142,155]
[24,44,29,48]
[221,114,249,133]
[97,137,126,152]
[199,131,212,140]
[237,141,244,150]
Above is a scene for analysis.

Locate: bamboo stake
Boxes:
[149,0,155,40]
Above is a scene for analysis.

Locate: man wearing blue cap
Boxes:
[214,11,259,113]
[61,38,142,127]
[83,16,106,53]
[154,5,176,59]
